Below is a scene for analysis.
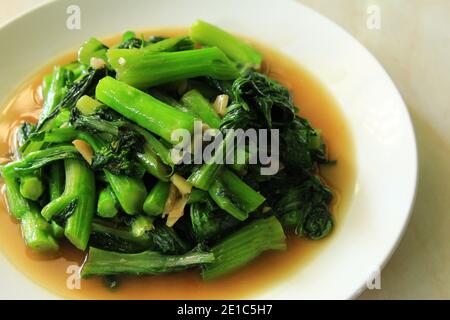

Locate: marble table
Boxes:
[1,0,448,300]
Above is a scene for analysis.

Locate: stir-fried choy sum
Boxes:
[0,21,336,284]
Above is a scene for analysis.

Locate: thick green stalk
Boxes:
[147,88,192,113]
[190,20,262,68]
[75,95,103,115]
[3,175,34,220]
[48,162,65,201]
[208,179,247,221]
[97,186,118,218]
[136,145,170,181]
[142,35,193,53]
[50,221,64,238]
[107,47,239,88]
[81,247,214,277]
[21,206,60,252]
[128,124,174,168]
[143,181,170,216]
[39,66,67,123]
[63,159,96,250]
[104,171,147,215]
[202,217,286,280]
[41,159,95,250]
[219,169,265,213]
[187,130,236,190]
[2,175,58,251]
[78,37,108,65]
[181,89,222,128]
[96,76,196,142]
[208,169,265,220]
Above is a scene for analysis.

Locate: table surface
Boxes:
[1,0,448,300]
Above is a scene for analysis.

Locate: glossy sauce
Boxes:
[0,30,355,299]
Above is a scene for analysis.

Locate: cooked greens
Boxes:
[0,20,336,285]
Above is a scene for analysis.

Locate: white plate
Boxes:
[0,0,417,299]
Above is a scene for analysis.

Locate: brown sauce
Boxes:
[0,29,355,299]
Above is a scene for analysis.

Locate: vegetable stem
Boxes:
[81,247,214,277]
[107,47,239,88]
[202,217,286,280]
[190,20,262,68]
[96,76,196,142]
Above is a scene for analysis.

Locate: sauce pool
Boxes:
[0,30,355,299]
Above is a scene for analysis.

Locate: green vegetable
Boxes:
[1,145,81,178]
[75,95,103,115]
[190,196,240,242]
[202,216,286,280]
[97,186,118,218]
[181,89,222,128]
[274,176,333,240]
[41,159,96,250]
[280,118,330,170]
[149,222,191,254]
[131,215,154,237]
[39,66,68,124]
[107,47,239,88]
[104,171,147,215]
[190,20,262,68]
[89,220,153,253]
[187,130,236,190]
[223,69,297,129]
[81,246,214,277]
[19,174,44,201]
[96,76,196,142]
[142,35,194,53]
[2,175,58,251]
[26,127,148,215]
[21,206,60,252]
[143,181,170,216]
[78,37,108,65]
[48,162,65,201]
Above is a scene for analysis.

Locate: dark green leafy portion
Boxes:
[222,70,297,129]
[34,68,108,132]
[280,118,329,170]
[16,122,36,149]
[190,196,240,242]
[91,129,144,177]
[89,220,154,253]
[274,176,333,240]
[150,222,192,254]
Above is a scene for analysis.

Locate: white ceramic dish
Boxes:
[0,0,417,299]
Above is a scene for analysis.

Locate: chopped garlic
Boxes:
[72,140,94,164]
[162,184,179,218]
[166,195,188,227]
[90,57,106,69]
[213,94,229,117]
[118,57,126,65]
[170,174,193,195]
[262,206,272,214]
